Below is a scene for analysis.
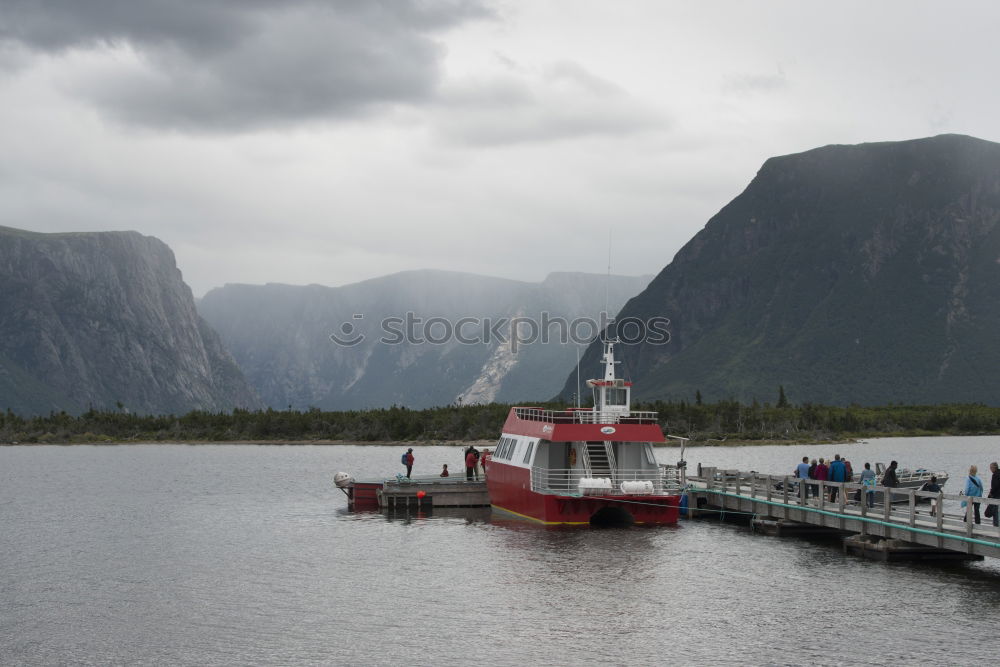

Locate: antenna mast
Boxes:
[605,230,612,324]
[575,346,581,408]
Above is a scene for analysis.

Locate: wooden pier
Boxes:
[688,468,1000,561]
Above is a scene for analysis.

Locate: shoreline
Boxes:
[6,430,1000,448]
[12,435,999,447]
[0,439,501,447]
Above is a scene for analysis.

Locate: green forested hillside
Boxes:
[5,400,1000,444]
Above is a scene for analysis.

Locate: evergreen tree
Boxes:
[777,385,789,408]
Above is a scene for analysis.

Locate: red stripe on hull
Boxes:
[485,461,679,525]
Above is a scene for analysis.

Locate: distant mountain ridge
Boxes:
[0,226,260,415]
[561,134,1000,405]
[198,270,651,410]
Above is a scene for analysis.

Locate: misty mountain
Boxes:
[0,226,260,415]
[198,271,651,410]
[562,134,1000,406]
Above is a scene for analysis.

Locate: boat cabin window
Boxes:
[605,388,628,407]
[496,436,518,461]
[522,440,535,464]
[643,444,657,465]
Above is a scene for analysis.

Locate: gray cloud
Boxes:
[0,0,493,131]
[721,70,788,96]
[435,60,667,146]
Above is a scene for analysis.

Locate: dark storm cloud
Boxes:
[0,0,494,131]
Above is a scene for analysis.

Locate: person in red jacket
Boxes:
[405,448,414,478]
[815,457,829,500]
[465,449,477,481]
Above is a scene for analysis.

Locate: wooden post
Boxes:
[883,487,892,524]
[838,484,846,530]
[936,493,944,532]
[966,500,974,540]
[860,491,868,535]
[785,476,791,519]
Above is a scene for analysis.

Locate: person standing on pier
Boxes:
[465,448,477,481]
[828,455,847,502]
[808,458,819,498]
[859,463,876,508]
[795,456,811,497]
[815,458,829,500]
[960,465,984,524]
[988,462,999,527]
[882,461,899,488]
[920,475,942,516]
[404,448,415,478]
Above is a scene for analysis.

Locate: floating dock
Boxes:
[345,476,490,511]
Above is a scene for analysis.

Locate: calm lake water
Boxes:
[3,437,1000,666]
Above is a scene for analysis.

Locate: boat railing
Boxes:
[514,407,658,425]
[530,466,681,495]
[884,469,949,485]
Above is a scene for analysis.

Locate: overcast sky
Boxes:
[2,0,998,296]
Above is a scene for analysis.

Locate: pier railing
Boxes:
[531,466,682,495]
[513,407,658,425]
[689,468,1000,557]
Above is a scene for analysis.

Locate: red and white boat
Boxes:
[484,338,683,526]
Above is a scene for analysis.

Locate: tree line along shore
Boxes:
[4,400,1000,445]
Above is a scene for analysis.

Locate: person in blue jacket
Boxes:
[828,454,847,502]
[960,464,984,524]
[795,456,811,498]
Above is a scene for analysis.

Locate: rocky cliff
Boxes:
[0,226,260,415]
[561,134,1000,405]
[198,271,650,410]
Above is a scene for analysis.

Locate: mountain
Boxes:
[0,226,260,415]
[198,271,651,410]
[561,134,1000,406]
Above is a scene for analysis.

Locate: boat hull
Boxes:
[486,463,680,525]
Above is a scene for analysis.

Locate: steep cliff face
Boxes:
[0,226,260,415]
[198,271,650,410]
[562,134,1000,405]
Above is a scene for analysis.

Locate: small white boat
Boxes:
[875,462,948,502]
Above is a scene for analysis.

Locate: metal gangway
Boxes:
[688,468,1000,560]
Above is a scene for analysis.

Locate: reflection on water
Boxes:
[1,439,999,666]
